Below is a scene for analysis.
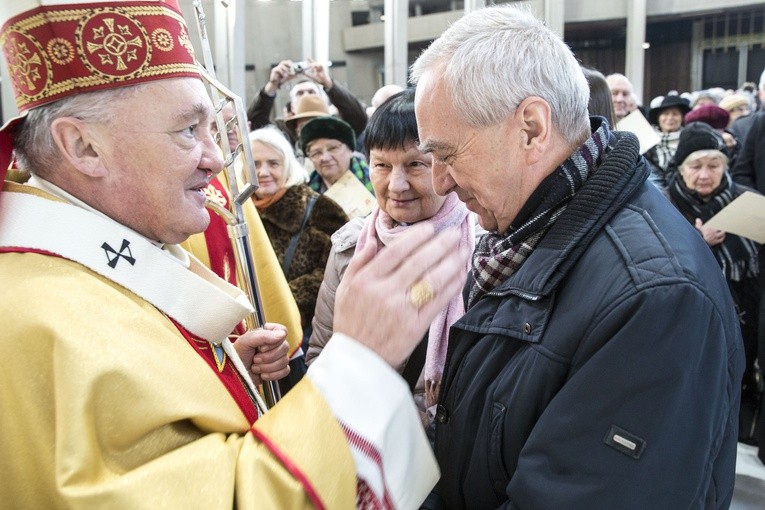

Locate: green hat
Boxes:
[300,116,356,153]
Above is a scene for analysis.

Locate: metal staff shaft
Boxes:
[192,0,281,410]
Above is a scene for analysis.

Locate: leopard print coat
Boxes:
[257,184,348,326]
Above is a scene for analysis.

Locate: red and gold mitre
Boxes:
[0,0,201,179]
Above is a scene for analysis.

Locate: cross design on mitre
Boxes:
[87,18,142,71]
[7,37,42,90]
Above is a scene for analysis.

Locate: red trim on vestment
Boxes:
[204,179,237,286]
[203,179,246,336]
[0,246,56,256]
[342,422,394,509]
[170,317,259,425]
[250,425,326,510]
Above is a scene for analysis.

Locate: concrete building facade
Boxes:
[2,0,765,121]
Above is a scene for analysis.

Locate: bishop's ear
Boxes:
[50,117,109,178]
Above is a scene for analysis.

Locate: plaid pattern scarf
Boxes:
[468,122,614,308]
[308,155,374,194]
[654,129,681,171]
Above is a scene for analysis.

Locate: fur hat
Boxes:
[285,95,330,132]
[683,105,730,130]
[0,0,199,179]
[648,94,691,126]
[674,122,726,168]
[300,116,356,153]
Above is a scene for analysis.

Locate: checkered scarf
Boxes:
[654,129,681,171]
[468,122,613,308]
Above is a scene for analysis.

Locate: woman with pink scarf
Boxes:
[306,89,476,435]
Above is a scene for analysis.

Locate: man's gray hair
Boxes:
[410,4,590,146]
[248,125,308,188]
[13,85,139,176]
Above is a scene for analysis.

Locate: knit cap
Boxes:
[674,121,726,167]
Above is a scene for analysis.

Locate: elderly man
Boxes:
[412,4,743,509]
[0,1,469,508]
[606,72,636,122]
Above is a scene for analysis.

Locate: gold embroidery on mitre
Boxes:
[177,21,194,58]
[78,9,151,78]
[47,38,75,66]
[4,30,50,100]
[0,4,199,112]
[151,28,173,52]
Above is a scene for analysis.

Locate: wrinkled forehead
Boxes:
[684,150,728,166]
[291,82,320,98]
[607,78,632,94]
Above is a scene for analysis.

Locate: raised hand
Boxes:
[334,223,470,368]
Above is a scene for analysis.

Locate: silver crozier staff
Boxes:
[192,0,282,411]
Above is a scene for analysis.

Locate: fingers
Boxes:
[333,224,470,368]
[261,322,287,335]
[251,340,290,381]
[411,241,471,318]
[340,232,379,283]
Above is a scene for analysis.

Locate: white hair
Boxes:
[248,126,307,188]
[13,85,139,176]
[410,3,590,146]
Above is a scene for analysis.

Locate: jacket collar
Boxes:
[483,128,647,302]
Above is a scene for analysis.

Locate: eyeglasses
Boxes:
[307,143,344,160]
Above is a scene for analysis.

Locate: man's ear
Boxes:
[50,117,108,177]
[514,96,552,164]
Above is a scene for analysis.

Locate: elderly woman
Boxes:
[306,89,476,432]
[299,116,373,194]
[667,121,761,442]
[248,126,348,376]
[646,94,692,188]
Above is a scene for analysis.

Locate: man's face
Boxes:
[305,137,352,186]
[607,76,633,120]
[414,72,534,234]
[210,102,239,153]
[92,78,223,244]
[290,82,320,111]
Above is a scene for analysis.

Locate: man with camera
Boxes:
[247,58,367,147]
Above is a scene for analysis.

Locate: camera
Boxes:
[290,61,309,73]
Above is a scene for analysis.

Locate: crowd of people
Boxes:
[0,0,762,508]
[603,71,765,459]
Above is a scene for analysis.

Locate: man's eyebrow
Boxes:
[173,101,212,124]
[417,139,453,154]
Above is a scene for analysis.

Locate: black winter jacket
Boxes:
[426,131,744,509]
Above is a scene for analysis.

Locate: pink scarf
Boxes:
[356,192,474,410]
